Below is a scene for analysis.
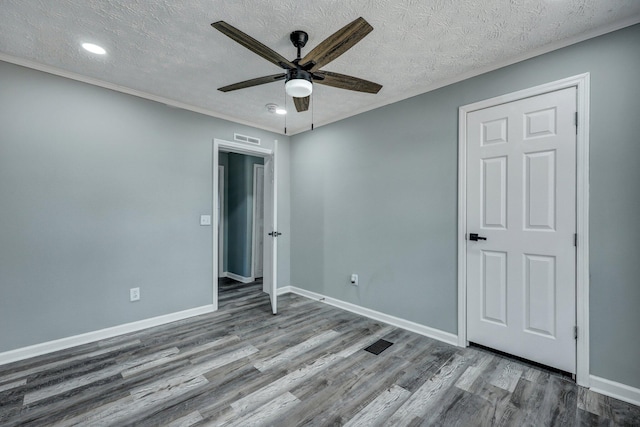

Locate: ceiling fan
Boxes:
[211,17,382,113]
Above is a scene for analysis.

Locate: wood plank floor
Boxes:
[1,279,638,426]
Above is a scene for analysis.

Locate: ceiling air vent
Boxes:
[234,133,261,145]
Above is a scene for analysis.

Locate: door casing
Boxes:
[457,74,590,386]
[212,139,277,312]
[218,165,225,278]
[252,164,265,284]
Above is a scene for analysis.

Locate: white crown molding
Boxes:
[2,16,638,136]
[0,305,215,366]
[294,15,640,135]
[0,53,285,136]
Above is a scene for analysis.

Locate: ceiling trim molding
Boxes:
[0,52,285,136]
[1,15,637,136]
[301,15,640,134]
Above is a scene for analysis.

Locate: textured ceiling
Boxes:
[1,1,639,135]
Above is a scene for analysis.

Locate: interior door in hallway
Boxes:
[466,87,577,373]
[262,153,277,314]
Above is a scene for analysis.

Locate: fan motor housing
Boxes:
[286,68,312,83]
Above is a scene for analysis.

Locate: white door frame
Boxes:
[212,139,276,311]
[251,163,265,282]
[218,165,225,278]
[457,73,590,386]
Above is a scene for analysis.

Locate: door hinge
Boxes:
[573,326,578,340]
[575,112,578,134]
[574,233,577,247]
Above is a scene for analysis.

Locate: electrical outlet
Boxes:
[350,274,359,286]
[130,287,140,302]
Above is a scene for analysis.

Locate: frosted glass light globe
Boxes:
[285,78,312,98]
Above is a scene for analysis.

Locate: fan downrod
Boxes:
[290,30,308,60]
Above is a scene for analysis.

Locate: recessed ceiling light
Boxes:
[82,43,106,55]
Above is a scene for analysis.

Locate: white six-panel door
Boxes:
[466,87,577,373]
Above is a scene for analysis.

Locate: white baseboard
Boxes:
[277,286,292,295]
[0,305,216,366]
[281,287,640,405]
[224,272,254,284]
[590,375,640,407]
[282,286,458,346]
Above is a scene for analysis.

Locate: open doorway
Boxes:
[217,153,265,309]
[217,152,263,283]
[213,139,278,314]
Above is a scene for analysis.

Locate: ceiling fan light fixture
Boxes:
[285,78,313,98]
[212,18,382,114]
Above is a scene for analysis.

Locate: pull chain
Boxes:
[311,92,314,131]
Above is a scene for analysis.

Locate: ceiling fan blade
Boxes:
[300,17,373,72]
[212,21,295,70]
[218,73,286,92]
[293,96,310,112]
[313,71,382,94]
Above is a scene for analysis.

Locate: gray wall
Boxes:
[290,24,640,388]
[226,153,263,277]
[2,23,637,392]
[0,60,290,352]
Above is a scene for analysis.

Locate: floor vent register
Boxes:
[364,339,393,355]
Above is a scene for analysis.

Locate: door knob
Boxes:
[469,233,487,241]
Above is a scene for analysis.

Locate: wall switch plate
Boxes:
[200,215,211,226]
[350,274,358,286]
[130,287,140,302]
